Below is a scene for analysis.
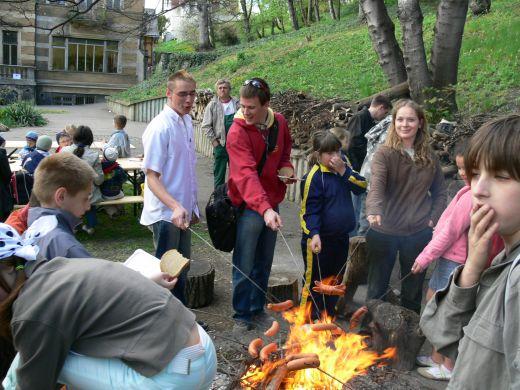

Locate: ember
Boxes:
[240,303,396,389]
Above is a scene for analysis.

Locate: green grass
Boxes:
[112,0,519,115]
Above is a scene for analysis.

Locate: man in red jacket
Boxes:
[226,78,295,334]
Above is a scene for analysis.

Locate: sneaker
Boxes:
[252,311,276,331]
[81,225,95,235]
[417,365,452,381]
[416,355,438,367]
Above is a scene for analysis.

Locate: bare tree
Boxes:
[328,0,338,20]
[197,0,212,49]
[239,0,253,40]
[287,0,300,30]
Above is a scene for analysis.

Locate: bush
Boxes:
[218,26,240,46]
[155,39,196,54]
[0,101,47,127]
[0,87,18,105]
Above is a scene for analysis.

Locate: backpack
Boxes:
[10,171,34,205]
[206,119,279,252]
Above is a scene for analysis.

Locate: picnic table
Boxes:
[5,140,136,157]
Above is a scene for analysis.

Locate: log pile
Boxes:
[193,89,214,121]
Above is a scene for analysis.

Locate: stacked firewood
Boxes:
[192,89,214,122]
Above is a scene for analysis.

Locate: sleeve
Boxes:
[346,115,363,171]
[342,165,367,195]
[365,148,388,217]
[142,123,169,175]
[300,169,322,237]
[201,101,216,141]
[415,191,472,268]
[420,266,479,361]
[66,243,92,258]
[92,156,104,186]
[226,126,271,215]
[277,117,294,171]
[429,158,448,224]
[106,133,117,149]
[504,266,520,386]
[12,320,70,390]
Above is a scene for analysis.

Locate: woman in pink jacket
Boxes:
[411,141,504,381]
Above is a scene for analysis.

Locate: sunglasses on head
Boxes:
[244,79,268,91]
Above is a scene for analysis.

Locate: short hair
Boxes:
[215,78,231,90]
[465,114,520,182]
[64,124,77,137]
[56,131,70,143]
[32,153,96,204]
[453,138,469,158]
[114,115,127,129]
[240,78,270,105]
[329,127,350,142]
[371,94,393,110]
[167,69,196,91]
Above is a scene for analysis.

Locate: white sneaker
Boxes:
[82,225,95,235]
[417,365,452,381]
[415,355,438,367]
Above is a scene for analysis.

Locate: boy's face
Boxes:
[166,80,196,116]
[60,186,92,218]
[26,138,36,148]
[240,96,269,126]
[455,155,468,184]
[59,136,71,148]
[471,163,520,243]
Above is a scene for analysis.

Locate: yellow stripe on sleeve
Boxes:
[299,164,320,235]
[348,174,367,189]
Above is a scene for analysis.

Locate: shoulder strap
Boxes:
[257,118,279,176]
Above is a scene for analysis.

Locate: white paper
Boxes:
[123,249,161,278]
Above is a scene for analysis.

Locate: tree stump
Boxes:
[267,274,299,304]
[365,300,425,371]
[336,236,368,316]
[343,366,433,389]
[185,258,215,308]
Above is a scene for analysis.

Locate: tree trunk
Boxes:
[268,274,299,304]
[197,0,212,50]
[307,0,314,22]
[337,0,340,20]
[185,258,215,308]
[397,0,432,104]
[299,0,309,26]
[360,0,407,86]
[355,81,409,109]
[430,0,469,112]
[470,0,491,14]
[287,0,300,30]
[240,0,252,40]
[328,0,337,20]
[314,0,321,21]
[278,16,286,32]
[358,0,366,23]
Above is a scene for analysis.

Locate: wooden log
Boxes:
[335,236,368,317]
[365,300,425,371]
[343,366,433,389]
[265,365,289,390]
[185,258,215,308]
[268,274,299,305]
[355,81,409,110]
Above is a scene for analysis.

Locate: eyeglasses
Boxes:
[174,91,197,98]
[244,79,268,91]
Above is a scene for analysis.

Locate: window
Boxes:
[51,37,119,73]
[2,31,18,65]
[106,0,121,10]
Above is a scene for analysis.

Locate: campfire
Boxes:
[239,301,397,389]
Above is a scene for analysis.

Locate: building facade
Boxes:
[0,0,158,105]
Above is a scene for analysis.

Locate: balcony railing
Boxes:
[0,65,36,85]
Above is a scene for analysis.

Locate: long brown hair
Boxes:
[384,99,433,166]
[0,256,26,377]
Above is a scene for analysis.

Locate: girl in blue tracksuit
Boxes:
[300,131,367,320]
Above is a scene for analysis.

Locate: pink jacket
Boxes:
[416,186,504,268]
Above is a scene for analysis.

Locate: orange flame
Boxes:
[240,302,396,389]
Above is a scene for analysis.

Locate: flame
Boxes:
[240,302,396,389]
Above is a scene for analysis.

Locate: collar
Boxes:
[234,108,275,128]
[28,207,82,233]
[164,104,188,123]
[319,163,333,173]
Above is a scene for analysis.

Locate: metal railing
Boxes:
[0,65,36,84]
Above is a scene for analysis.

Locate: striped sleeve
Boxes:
[300,165,322,237]
[344,166,367,195]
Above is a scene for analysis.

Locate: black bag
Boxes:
[206,119,279,252]
[10,171,34,205]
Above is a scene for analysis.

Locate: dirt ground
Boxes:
[4,103,447,389]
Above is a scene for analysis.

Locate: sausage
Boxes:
[312,281,346,296]
[248,338,264,358]
[259,342,278,361]
[264,320,280,337]
[286,356,320,371]
[267,300,294,312]
[349,305,369,331]
[285,353,319,362]
[310,323,338,332]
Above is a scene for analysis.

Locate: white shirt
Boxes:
[221,100,236,116]
[140,104,199,226]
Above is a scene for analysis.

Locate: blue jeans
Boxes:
[85,206,97,228]
[366,227,432,313]
[151,220,191,305]
[3,325,217,390]
[232,208,277,323]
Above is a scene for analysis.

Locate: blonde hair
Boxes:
[167,69,196,91]
[384,99,432,166]
[215,78,231,90]
[64,124,77,137]
[329,127,350,143]
[32,153,96,204]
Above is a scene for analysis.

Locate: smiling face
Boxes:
[240,96,269,125]
[166,79,196,116]
[471,164,520,245]
[394,106,422,147]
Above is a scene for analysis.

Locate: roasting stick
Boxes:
[377,271,414,301]
[316,367,346,388]
[315,253,328,311]
[189,227,281,304]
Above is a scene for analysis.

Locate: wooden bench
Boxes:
[13,195,144,211]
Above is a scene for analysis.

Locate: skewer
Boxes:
[316,367,346,387]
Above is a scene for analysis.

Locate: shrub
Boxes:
[218,25,240,46]
[0,101,47,127]
[0,87,18,105]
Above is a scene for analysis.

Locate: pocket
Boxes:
[463,313,505,353]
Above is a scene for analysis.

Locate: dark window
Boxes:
[106,0,121,10]
[57,38,118,73]
[2,31,18,65]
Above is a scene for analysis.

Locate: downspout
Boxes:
[34,0,38,103]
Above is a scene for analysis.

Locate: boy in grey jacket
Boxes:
[420,114,520,387]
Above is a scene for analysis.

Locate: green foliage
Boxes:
[0,101,47,127]
[154,39,196,54]
[217,25,240,46]
[161,52,219,74]
[0,87,18,106]
[157,15,170,39]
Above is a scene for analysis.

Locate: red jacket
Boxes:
[226,112,293,215]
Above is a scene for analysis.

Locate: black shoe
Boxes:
[197,320,209,331]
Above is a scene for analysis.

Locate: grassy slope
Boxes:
[113,0,519,114]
